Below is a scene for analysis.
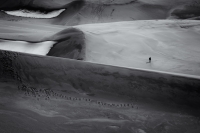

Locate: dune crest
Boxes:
[0,1,200,132]
[1,0,200,25]
[47,28,85,60]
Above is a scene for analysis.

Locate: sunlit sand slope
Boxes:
[0,20,200,75]
[0,50,200,133]
[76,20,200,76]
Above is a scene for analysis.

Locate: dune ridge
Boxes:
[0,20,200,75]
[0,48,200,132]
[0,0,200,132]
[0,20,85,60]
[1,0,200,25]
[0,50,200,108]
[47,28,85,60]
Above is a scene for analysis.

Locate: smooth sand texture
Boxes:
[0,20,200,76]
[76,20,200,76]
[0,50,200,133]
[0,0,200,133]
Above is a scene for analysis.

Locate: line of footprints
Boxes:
[18,84,139,109]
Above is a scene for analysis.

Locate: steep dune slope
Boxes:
[0,50,200,132]
[1,0,200,132]
[0,20,85,60]
[47,28,85,59]
[1,50,200,107]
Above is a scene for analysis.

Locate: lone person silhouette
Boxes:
[149,57,151,63]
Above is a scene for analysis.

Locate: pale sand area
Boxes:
[0,20,200,76]
[0,40,55,55]
[76,20,200,76]
[5,9,65,18]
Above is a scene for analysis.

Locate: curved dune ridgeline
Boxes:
[170,5,200,19]
[1,0,200,25]
[1,1,200,132]
[0,50,200,113]
[0,19,86,59]
[1,48,200,132]
[0,50,200,132]
[1,20,200,75]
[50,0,86,25]
[47,28,85,60]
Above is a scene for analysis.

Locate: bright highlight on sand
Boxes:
[4,9,65,18]
[0,40,55,55]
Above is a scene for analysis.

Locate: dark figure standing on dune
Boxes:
[146,57,151,63]
[149,57,151,63]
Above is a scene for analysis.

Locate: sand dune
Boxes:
[1,50,200,110]
[47,28,85,59]
[0,0,200,132]
[0,50,200,132]
[0,20,85,59]
[0,20,200,76]
[0,0,200,25]
[76,20,200,76]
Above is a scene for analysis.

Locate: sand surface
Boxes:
[77,20,200,76]
[0,0,200,25]
[5,9,65,18]
[0,20,200,76]
[0,0,200,133]
[0,50,200,133]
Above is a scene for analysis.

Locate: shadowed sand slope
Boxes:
[0,20,85,60]
[47,28,85,59]
[0,50,200,133]
[0,50,200,108]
